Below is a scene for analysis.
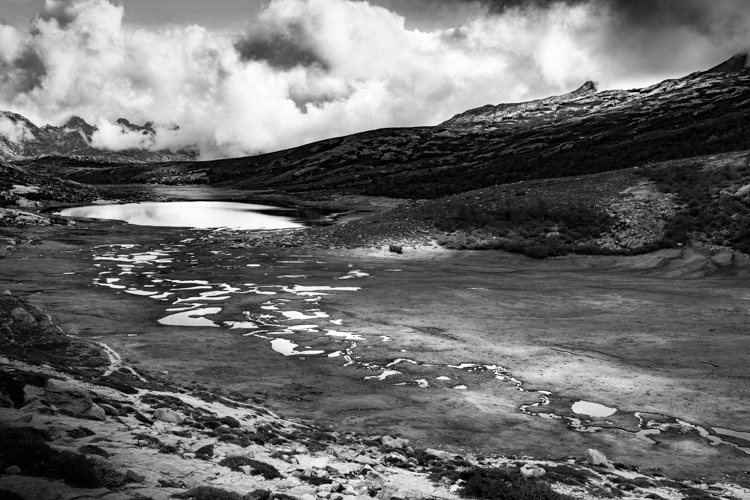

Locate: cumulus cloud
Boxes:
[0,0,748,158]
[0,116,35,143]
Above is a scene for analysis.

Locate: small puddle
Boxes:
[572,401,617,418]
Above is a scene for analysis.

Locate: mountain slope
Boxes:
[30,54,750,199]
[0,112,197,163]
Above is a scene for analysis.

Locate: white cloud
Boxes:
[0,24,25,64]
[0,116,35,143]
[0,0,747,159]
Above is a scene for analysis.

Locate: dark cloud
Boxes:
[406,0,747,34]
[11,49,45,93]
[505,0,749,39]
[36,0,79,28]
[235,22,329,70]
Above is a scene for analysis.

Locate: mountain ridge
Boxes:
[0,111,197,163]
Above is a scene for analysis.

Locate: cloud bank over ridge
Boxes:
[0,0,748,159]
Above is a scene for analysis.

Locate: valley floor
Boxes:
[1,205,749,492]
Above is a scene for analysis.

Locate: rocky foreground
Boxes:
[2,291,750,500]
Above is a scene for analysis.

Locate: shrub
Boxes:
[458,467,575,500]
[218,456,281,480]
[173,486,243,500]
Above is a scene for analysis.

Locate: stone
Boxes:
[3,290,12,296]
[125,469,145,483]
[423,448,453,461]
[586,449,613,468]
[353,454,377,465]
[734,184,750,197]
[153,408,185,424]
[381,436,408,449]
[10,307,36,324]
[193,443,214,459]
[81,403,107,422]
[43,379,106,420]
[520,464,546,478]
[3,466,21,475]
[376,473,451,500]
[365,470,386,486]
[98,403,120,416]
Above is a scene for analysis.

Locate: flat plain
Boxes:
[3,206,748,486]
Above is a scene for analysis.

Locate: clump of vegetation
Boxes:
[544,464,594,486]
[434,200,613,258]
[434,465,575,500]
[0,425,103,488]
[173,486,244,500]
[641,160,750,252]
[219,456,281,480]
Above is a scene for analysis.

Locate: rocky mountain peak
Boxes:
[0,112,197,163]
[573,80,598,95]
[706,52,749,74]
[64,116,88,128]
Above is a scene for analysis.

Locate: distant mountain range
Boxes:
[9,54,750,198]
[0,112,197,163]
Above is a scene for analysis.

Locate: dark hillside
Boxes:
[25,55,750,201]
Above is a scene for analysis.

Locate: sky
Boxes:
[0,0,749,159]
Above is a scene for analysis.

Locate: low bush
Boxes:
[173,486,243,500]
[434,200,613,258]
[433,465,575,499]
[218,456,281,480]
[641,161,750,252]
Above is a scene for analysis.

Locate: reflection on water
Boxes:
[59,201,316,229]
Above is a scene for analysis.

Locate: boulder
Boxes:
[520,463,546,478]
[381,436,408,449]
[153,408,185,424]
[42,379,106,421]
[585,449,613,468]
[10,307,36,324]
